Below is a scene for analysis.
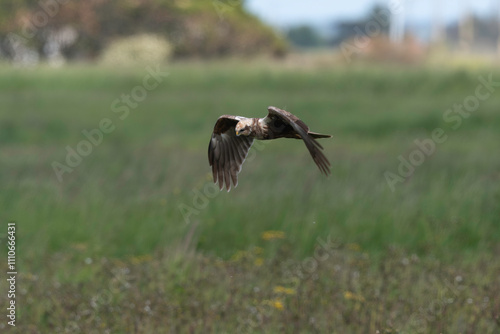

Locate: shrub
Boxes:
[99,34,173,66]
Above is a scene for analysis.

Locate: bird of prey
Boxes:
[208,106,331,191]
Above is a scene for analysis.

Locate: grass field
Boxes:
[0,61,499,333]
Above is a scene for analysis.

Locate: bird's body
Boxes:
[208,106,332,191]
[234,117,267,139]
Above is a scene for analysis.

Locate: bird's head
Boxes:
[235,120,252,136]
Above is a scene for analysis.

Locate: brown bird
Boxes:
[208,106,332,191]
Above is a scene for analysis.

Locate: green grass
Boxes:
[0,62,499,332]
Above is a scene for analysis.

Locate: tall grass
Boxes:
[1,63,498,260]
[0,62,499,332]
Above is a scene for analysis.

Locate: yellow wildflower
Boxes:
[130,254,153,265]
[346,243,361,252]
[230,250,248,262]
[264,299,284,311]
[343,291,365,302]
[254,258,264,267]
[261,230,285,241]
[272,300,284,310]
[273,286,296,295]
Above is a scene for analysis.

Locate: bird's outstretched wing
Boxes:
[265,106,331,175]
[208,115,254,191]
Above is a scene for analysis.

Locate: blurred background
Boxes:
[2,0,500,65]
[1,0,500,333]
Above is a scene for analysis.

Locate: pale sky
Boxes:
[245,0,499,27]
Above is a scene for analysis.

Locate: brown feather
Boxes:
[208,116,254,191]
[265,106,332,176]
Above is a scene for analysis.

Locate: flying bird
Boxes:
[208,106,332,191]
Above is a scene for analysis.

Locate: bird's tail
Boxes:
[308,132,332,139]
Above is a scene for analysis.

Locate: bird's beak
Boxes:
[235,130,240,136]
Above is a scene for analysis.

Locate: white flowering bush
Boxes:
[100,34,172,66]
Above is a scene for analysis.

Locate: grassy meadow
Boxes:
[0,61,499,333]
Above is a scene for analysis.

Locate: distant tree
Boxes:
[286,25,323,48]
[330,5,391,46]
[0,0,287,63]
